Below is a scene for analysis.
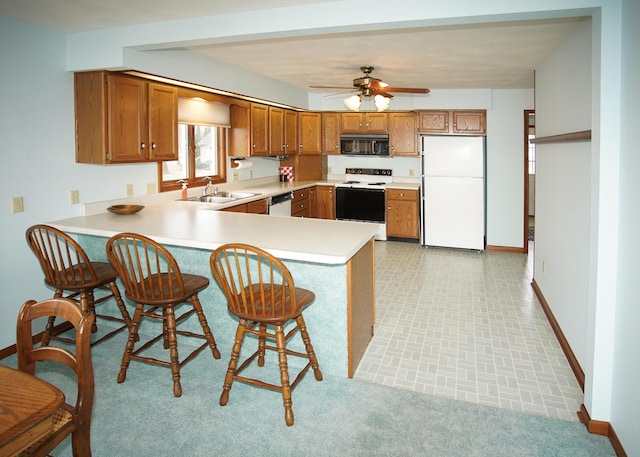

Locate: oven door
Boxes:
[335,187,386,223]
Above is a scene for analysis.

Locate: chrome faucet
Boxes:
[202,177,212,196]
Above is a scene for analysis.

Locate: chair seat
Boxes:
[232,285,315,322]
[125,273,209,307]
[46,261,119,291]
[16,407,73,457]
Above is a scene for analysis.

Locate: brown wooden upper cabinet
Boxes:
[388,112,418,156]
[230,103,299,157]
[75,71,178,164]
[298,112,322,155]
[417,110,486,135]
[270,107,298,156]
[322,112,341,155]
[340,112,388,133]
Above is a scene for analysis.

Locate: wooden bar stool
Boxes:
[26,224,133,346]
[106,232,221,397]
[210,243,322,426]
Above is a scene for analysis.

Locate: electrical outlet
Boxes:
[146,183,156,194]
[327,166,332,174]
[542,260,546,273]
[409,169,415,176]
[232,172,238,181]
[69,190,80,205]
[11,196,24,213]
[249,170,254,179]
[126,184,134,197]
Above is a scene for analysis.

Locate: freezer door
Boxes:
[421,135,484,178]
[422,176,485,250]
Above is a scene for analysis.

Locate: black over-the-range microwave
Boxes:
[340,134,390,156]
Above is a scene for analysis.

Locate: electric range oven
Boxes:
[335,168,392,240]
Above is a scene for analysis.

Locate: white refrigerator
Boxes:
[420,135,486,250]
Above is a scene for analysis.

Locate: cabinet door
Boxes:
[107,74,148,162]
[147,82,178,161]
[247,198,268,214]
[417,111,450,133]
[298,112,321,155]
[269,106,285,155]
[340,112,364,133]
[308,186,317,218]
[365,113,388,133]
[387,189,419,239]
[284,109,298,154]
[452,111,486,134]
[229,104,250,157]
[389,112,417,156]
[250,103,269,156]
[387,200,419,238]
[322,112,340,155]
[316,186,335,219]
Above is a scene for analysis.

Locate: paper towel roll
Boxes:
[232,159,253,169]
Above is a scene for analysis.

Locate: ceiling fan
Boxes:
[310,65,430,98]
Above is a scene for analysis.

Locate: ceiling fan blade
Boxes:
[310,85,356,90]
[384,87,431,94]
[372,89,393,98]
[366,80,388,90]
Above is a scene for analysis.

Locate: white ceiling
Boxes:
[1,0,587,91]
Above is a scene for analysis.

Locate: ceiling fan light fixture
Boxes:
[374,94,391,112]
[344,94,362,112]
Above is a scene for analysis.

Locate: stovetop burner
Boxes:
[337,168,393,189]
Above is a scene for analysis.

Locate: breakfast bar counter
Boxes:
[49,200,377,378]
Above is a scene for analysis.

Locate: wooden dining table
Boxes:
[0,365,65,456]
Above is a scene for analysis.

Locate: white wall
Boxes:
[535,16,594,391]
[611,0,640,454]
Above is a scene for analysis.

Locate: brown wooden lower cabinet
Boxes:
[386,188,420,239]
[316,185,335,220]
[221,198,268,214]
[291,188,310,217]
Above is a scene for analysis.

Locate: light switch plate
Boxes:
[11,196,24,213]
[146,183,156,194]
[126,184,134,196]
[69,190,80,205]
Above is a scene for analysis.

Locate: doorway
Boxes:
[524,110,536,253]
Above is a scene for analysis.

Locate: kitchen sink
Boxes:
[213,191,258,199]
[184,191,259,204]
[186,195,236,203]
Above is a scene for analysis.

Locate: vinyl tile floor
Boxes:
[354,240,583,422]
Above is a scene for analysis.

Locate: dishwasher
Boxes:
[268,192,293,216]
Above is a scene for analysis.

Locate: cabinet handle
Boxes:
[388,206,392,210]
[399,193,405,197]
[253,144,256,148]
[151,143,157,150]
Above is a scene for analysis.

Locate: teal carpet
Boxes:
[2,329,615,457]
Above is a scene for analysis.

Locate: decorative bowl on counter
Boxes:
[107,204,145,215]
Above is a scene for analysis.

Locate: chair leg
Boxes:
[118,304,143,384]
[191,295,221,359]
[41,290,64,346]
[108,280,133,332]
[275,324,294,426]
[296,315,323,381]
[257,323,267,367]
[164,307,182,397]
[220,320,247,406]
[71,424,92,457]
[80,292,98,333]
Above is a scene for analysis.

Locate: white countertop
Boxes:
[50,198,378,265]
